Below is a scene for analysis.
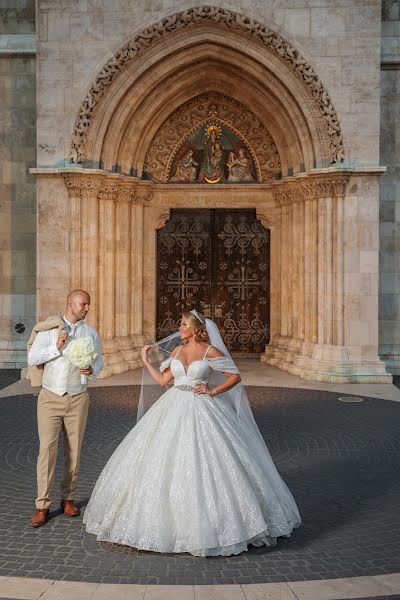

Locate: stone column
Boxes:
[297,198,305,343]
[65,178,100,329]
[129,186,153,348]
[333,180,345,346]
[263,172,391,383]
[98,186,117,343]
[64,173,154,377]
[130,203,144,343]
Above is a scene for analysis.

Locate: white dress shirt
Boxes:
[28,317,103,396]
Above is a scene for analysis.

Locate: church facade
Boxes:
[1,0,399,382]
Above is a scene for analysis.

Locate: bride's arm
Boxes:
[141,345,176,387]
[194,346,241,395]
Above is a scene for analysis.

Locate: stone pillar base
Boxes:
[380,353,400,377]
[0,348,27,370]
[262,342,393,384]
[98,336,147,378]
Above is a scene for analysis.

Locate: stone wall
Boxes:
[30,0,391,382]
[35,0,382,170]
[0,0,36,368]
[379,0,400,374]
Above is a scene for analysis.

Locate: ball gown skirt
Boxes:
[83,358,301,556]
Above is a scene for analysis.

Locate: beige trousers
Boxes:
[36,387,89,509]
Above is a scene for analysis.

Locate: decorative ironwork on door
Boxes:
[156,209,270,355]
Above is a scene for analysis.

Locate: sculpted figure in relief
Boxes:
[227,147,254,182]
[198,126,226,183]
[170,149,198,182]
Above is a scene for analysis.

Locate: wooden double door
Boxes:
[156,209,270,355]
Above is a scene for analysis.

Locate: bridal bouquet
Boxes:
[63,336,98,384]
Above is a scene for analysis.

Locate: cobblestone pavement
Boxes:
[348,597,400,600]
[0,370,20,391]
[1,382,400,585]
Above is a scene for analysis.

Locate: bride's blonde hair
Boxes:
[182,311,209,343]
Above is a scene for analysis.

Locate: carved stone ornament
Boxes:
[143,93,281,183]
[273,177,349,205]
[70,6,345,165]
[64,177,153,204]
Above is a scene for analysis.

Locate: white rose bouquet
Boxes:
[63,336,99,384]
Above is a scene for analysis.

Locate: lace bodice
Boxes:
[171,359,211,387]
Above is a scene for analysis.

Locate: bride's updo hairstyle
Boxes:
[182,311,209,343]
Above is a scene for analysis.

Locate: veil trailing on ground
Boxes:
[137,311,266,447]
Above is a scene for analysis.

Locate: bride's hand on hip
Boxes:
[194,383,213,395]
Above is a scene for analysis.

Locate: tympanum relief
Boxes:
[143,93,281,183]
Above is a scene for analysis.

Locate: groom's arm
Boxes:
[88,331,103,378]
[28,330,61,366]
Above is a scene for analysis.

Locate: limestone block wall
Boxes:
[379,0,400,374]
[35,0,382,171]
[0,0,36,369]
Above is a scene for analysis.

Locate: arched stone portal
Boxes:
[33,6,391,383]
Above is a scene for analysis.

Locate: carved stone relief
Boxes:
[143,93,281,183]
[64,176,154,204]
[70,6,345,165]
[273,176,349,205]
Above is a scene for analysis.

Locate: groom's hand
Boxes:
[80,366,93,375]
[56,331,68,350]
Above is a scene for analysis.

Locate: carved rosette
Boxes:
[64,177,154,204]
[143,93,281,183]
[70,6,345,166]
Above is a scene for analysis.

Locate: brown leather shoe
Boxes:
[60,500,80,517]
[31,508,49,528]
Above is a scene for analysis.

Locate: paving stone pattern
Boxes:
[0,370,21,391]
[346,596,400,600]
[1,382,400,585]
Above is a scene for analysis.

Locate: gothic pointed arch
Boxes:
[70,5,345,176]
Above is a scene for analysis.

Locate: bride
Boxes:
[83,310,301,556]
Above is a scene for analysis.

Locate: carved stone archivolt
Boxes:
[143,93,281,183]
[70,6,345,166]
[64,176,154,204]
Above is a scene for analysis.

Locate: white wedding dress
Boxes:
[84,348,301,556]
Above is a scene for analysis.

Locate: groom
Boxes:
[27,289,103,527]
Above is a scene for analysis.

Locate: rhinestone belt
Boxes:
[175,384,195,391]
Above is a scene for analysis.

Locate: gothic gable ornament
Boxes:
[70,6,345,166]
[143,94,281,183]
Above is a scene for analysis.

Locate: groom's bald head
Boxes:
[66,289,90,322]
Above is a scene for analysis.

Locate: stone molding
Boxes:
[256,210,279,230]
[64,176,154,205]
[154,211,172,230]
[70,5,344,165]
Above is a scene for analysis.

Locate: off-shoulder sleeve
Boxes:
[160,356,173,373]
[207,356,240,374]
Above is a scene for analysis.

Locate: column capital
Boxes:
[273,174,350,204]
[63,173,154,204]
[64,176,101,199]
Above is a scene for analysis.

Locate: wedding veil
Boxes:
[137,311,266,446]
